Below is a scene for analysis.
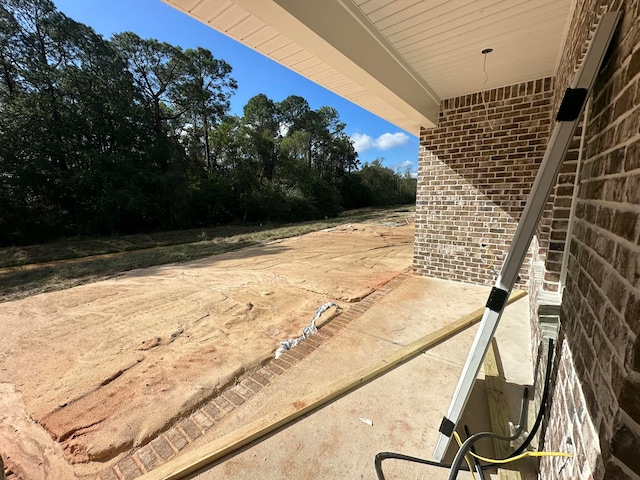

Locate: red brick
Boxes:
[331,318,350,328]
[283,348,303,360]
[260,364,280,377]
[611,425,640,475]
[115,456,142,480]
[416,77,553,287]
[202,401,222,421]
[321,324,340,334]
[294,343,315,355]
[241,377,263,393]
[178,418,202,441]
[98,468,120,480]
[279,352,299,364]
[611,211,640,242]
[272,358,292,370]
[316,330,333,339]
[213,396,235,413]
[603,459,633,480]
[232,383,254,400]
[626,294,640,339]
[347,305,367,314]
[619,373,640,424]
[251,372,270,386]
[304,336,321,347]
[191,409,214,430]
[135,445,160,472]
[164,427,188,452]
[150,435,175,461]
[222,389,245,406]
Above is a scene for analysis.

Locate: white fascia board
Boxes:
[236,0,441,129]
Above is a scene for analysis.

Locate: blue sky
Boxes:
[52,0,419,175]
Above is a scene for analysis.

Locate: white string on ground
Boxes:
[275,302,339,359]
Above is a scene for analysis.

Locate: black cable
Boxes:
[448,338,555,480]
[464,424,487,480]
[447,431,520,480]
[505,338,555,458]
[373,338,554,480]
[374,386,528,479]
[374,452,472,480]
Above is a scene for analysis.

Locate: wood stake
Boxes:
[483,338,523,479]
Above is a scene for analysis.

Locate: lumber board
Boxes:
[483,338,522,480]
[484,338,510,457]
[139,290,527,480]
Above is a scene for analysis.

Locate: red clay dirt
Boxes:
[0,216,414,479]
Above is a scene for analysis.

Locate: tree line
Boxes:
[0,0,416,246]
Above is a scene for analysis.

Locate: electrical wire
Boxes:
[461,445,478,480]
[464,424,487,480]
[480,52,495,131]
[373,338,555,480]
[447,338,555,480]
[374,387,528,479]
[446,426,524,480]
[503,338,555,458]
[374,452,473,480]
[453,431,572,464]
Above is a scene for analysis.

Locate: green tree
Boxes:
[241,93,280,182]
[0,1,415,245]
[171,47,236,170]
[279,94,310,133]
[111,32,185,133]
[355,159,416,206]
[0,0,153,240]
[111,32,236,230]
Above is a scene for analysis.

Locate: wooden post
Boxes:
[483,338,522,480]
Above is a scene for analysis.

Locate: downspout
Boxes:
[559,96,592,290]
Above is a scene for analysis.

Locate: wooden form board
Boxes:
[139,290,527,480]
[483,338,522,480]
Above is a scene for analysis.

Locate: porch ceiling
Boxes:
[162,0,574,134]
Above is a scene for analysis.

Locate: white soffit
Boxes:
[358,0,574,99]
[162,0,574,134]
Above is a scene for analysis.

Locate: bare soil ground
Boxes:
[0,211,414,479]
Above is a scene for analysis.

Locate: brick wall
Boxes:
[538,0,611,295]
[540,123,584,293]
[414,78,554,286]
[539,0,640,478]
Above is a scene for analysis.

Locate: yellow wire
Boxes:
[453,432,478,480]
[470,449,573,464]
[463,454,478,480]
[453,431,573,466]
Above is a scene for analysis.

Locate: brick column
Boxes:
[414,78,554,286]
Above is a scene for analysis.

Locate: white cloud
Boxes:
[374,132,410,150]
[350,132,411,153]
[351,133,375,153]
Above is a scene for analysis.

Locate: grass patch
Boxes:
[0,205,414,303]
